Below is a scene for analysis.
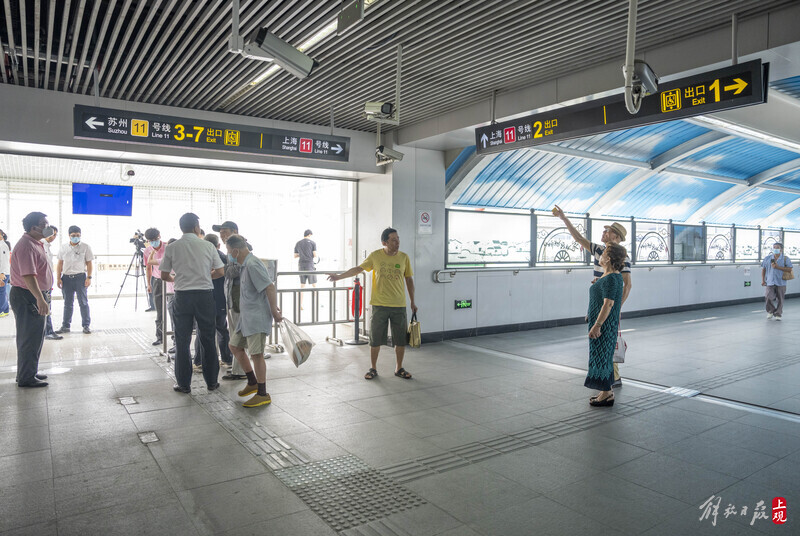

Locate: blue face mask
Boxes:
[773,248,782,255]
[150,240,161,248]
[70,236,81,244]
[228,254,237,265]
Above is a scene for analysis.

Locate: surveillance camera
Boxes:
[124,165,135,177]
[364,102,394,119]
[375,145,404,166]
[242,27,318,79]
[624,60,659,96]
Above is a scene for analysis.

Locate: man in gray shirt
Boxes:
[294,229,317,309]
[160,213,225,393]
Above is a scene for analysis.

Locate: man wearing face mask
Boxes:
[762,242,793,321]
[55,226,94,334]
[144,228,166,345]
[10,212,54,387]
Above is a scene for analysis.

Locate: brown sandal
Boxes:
[364,368,378,380]
[394,368,412,379]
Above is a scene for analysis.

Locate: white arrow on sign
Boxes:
[480,133,488,148]
[85,116,104,130]
[332,144,344,154]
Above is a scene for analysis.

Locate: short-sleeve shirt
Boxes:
[42,240,54,269]
[10,233,53,291]
[236,253,274,336]
[591,242,631,279]
[58,242,94,275]
[144,243,166,275]
[762,254,792,287]
[0,240,9,274]
[294,238,317,269]
[159,233,224,291]
[359,249,413,307]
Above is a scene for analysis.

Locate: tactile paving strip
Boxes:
[275,455,426,532]
[147,350,307,470]
[685,353,800,391]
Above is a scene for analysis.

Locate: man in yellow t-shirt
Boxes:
[329,228,417,380]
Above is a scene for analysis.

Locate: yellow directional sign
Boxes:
[724,78,748,95]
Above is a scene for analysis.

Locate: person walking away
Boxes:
[294,229,317,310]
[160,213,224,393]
[585,244,627,406]
[0,228,10,318]
[144,228,167,345]
[55,226,93,334]
[213,221,250,380]
[762,242,792,320]
[10,212,54,387]
[328,227,418,380]
[40,226,62,340]
[226,234,283,407]
[553,206,632,388]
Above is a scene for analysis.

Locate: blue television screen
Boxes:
[72,183,133,216]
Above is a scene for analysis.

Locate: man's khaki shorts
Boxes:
[369,305,407,347]
[230,330,267,355]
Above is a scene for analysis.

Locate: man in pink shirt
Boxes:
[144,228,167,345]
[10,212,54,387]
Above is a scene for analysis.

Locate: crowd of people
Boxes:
[5,207,791,409]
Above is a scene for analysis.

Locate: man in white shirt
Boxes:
[41,226,62,339]
[160,213,225,394]
[55,225,94,335]
[0,228,10,317]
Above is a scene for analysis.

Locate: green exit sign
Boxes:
[744,281,751,287]
[455,299,472,310]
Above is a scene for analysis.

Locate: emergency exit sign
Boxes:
[455,299,473,310]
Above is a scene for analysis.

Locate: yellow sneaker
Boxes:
[237,383,258,397]
[242,393,271,408]
[0,312,9,317]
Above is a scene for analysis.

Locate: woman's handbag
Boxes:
[613,330,627,363]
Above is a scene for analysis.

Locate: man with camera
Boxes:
[160,213,225,394]
[144,228,166,345]
[55,225,94,335]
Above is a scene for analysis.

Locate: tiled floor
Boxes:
[0,297,798,535]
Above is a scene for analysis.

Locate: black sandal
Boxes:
[394,368,412,379]
[589,394,614,407]
[364,368,378,380]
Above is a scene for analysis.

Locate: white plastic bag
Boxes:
[613,330,627,363]
[279,319,315,367]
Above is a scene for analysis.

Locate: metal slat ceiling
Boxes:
[0,0,794,132]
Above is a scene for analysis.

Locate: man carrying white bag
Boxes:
[280,320,315,367]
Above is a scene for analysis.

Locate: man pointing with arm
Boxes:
[329,228,417,380]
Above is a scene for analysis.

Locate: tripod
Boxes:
[114,247,146,310]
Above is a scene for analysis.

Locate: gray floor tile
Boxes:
[382,503,463,536]
[658,435,778,479]
[741,458,800,497]
[349,391,438,418]
[129,405,217,432]
[698,422,800,458]
[537,429,651,471]
[177,473,307,533]
[0,479,56,533]
[439,526,483,536]
[640,503,768,536]
[425,425,502,450]
[734,412,800,438]
[628,405,728,436]
[0,425,50,457]
[280,431,349,461]
[0,405,49,429]
[609,452,739,505]
[382,408,476,438]
[406,464,538,525]
[0,521,58,536]
[477,446,602,494]
[0,449,53,488]
[50,434,152,478]
[590,415,695,451]
[216,510,337,536]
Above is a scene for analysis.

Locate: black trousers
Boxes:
[151,277,164,341]
[10,287,46,384]
[194,307,233,365]
[174,290,218,389]
[61,273,90,329]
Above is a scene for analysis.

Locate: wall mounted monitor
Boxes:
[72,183,133,216]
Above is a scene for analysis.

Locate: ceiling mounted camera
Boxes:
[364,102,395,121]
[122,165,135,181]
[375,145,404,166]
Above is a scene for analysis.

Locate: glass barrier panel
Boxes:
[673,225,704,262]
[447,211,530,266]
[735,228,759,261]
[784,231,800,259]
[761,229,782,257]
[706,226,733,262]
[635,222,670,263]
[536,215,586,265]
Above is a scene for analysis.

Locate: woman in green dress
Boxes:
[585,243,627,407]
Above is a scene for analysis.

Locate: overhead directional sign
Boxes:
[74,105,350,162]
[475,59,767,155]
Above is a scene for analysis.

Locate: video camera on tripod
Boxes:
[130,230,146,251]
[115,229,148,309]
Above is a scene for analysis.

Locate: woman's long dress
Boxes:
[585,272,623,391]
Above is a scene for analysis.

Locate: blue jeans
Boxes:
[61,273,91,329]
[0,274,9,313]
